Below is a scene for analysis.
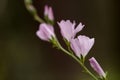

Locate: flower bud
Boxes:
[89,57,106,79]
[24,0,32,5]
[44,5,54,21]
[26,5,37,15]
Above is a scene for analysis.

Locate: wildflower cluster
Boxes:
[25,0,107,80]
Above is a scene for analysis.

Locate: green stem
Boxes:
[34,14,45,23]
[55,38,98,80]
[24,0,45,23]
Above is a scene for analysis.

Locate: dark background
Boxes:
[0,0,119,80]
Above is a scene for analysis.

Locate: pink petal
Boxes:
[36,30,49,41]
[44,5,49,16]
[70,39,81,57]
[74,22,84,34]
[48,7,54,20]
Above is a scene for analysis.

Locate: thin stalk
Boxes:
[34,14,45,23]
[24,0,45,23]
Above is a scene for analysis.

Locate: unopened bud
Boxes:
[24,0,32,5]
[26,5,37,15]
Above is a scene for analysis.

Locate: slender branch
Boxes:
[34,14,44,23]
[24,1,100,80]
[24,0,45,23]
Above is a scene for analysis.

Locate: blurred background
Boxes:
[0,0,119,80]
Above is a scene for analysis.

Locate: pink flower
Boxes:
[70,35,94,58]
[36,23,55,41]
[57,20,84,41]
[44,5,54,21]
[89,57,106,78]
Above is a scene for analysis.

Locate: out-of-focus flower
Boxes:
[70,35,94,58]
[36,23,55,41]
[58,20,84,42]
[44,5,54,21]
[89,57,106,78]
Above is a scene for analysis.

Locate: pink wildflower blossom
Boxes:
[70,35,94,58]
[36,23,55,41]
[57,20,84,42]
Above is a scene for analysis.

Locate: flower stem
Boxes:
[24,0,45,23]
[55,38,98,80]
[34,14,44,23]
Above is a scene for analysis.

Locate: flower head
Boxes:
[57,20,84,42]
[44,5,54,21]
[89,57,106,78]
[70,35,94,58]
[36,23,55,41]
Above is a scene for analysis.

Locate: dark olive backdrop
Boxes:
[0,0,119,80]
